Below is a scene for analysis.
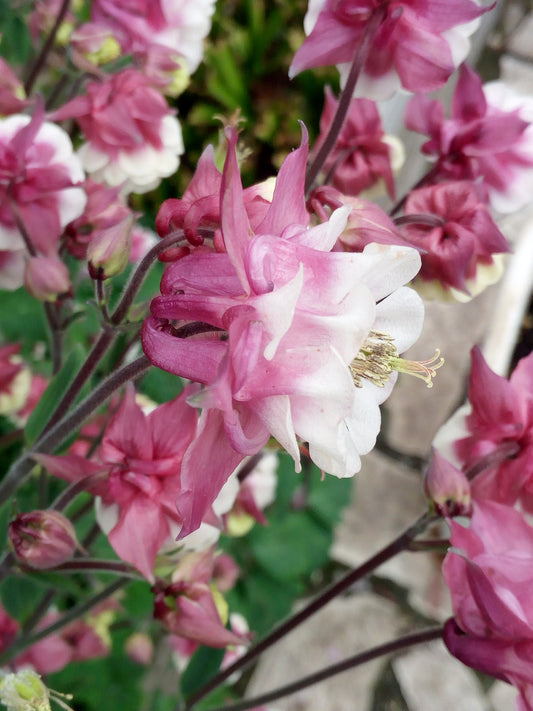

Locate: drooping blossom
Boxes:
[91,0,217,75]
[405,64,533,212]
[0,108,86,288]
[443,501,533,711]
[154,548,247,648]
[423,449,471,518]
[24,256,71,302]
[314,87,400,198]
[36,385,199,581]
[434,347,533,512]
[400,181,509,300]
[143,126,424,536]
[8,510,78,570]
[69,22,122,67]
[134,44,190,97]
[290,0,488,100]
[52,69,184,194]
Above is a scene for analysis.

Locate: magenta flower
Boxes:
[91,0,216,74]
[0,108,86,288]
[434,348,533,512]
[405,64,533,212]
[53,69,183,194]
[143,127,423,536]
[290,0,488,99]
[443,501,533,711]
[37,386,199,581]
[401,181,509,297]
[315,87,396,197]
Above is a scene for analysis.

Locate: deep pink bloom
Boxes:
[443,501,533,711]
[401,181,509,294]
[450,348,533,511]
[0,604,18,655]
[405,64,533,210]
[52,69,183,193]
[91,0,216,74]
[290,0,488,99]
[315,87,396,197]
[0,108,86,282]
[36,386,199,581]
[143,127,423,536]
[423,449,471,517]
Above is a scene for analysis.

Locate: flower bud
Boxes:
[24,256,71,302]
[424,450,472,517]
[125,633,154,665]
[87,217,134,280]
[8,510,78,569]
[0,670,51,711]
[70,23,121,66]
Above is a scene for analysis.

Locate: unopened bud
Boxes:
[88,217,133,280]
[125,633,154,665]
[424,450,472,517]
[9,510,78,569]
[71,23,121,65]
[24,256,70,302]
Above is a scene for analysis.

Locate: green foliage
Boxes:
[0,0,33,65]
[180,646,226,698]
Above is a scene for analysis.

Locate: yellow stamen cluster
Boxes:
[350,331,444,389]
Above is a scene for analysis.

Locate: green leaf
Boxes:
[181,645,226,698]
[24,344,86,445]
[0,8,33,65]
[0,574,49,622]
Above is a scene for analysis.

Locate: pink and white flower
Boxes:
[0,109,86,288]
[53,69,184,194]
[91,0,217,75]
[143,127,424,536]
[290,0,488,100]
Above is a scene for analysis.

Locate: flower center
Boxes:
[350,330,444,388]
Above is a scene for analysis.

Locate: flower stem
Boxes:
[206,627,444,711]
[49,559,141,579]
[24,0,71,94]
[0,578,127,665]
[465,441,521,481]
[388,164,442,217]
[304,5,386,195]
[393,213,446,228]
[51,471,108,512]
[183,511,433,709]
[110,232,186,326]
[0,356,152,503]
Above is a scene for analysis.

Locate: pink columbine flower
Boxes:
[423,449,471,518]
[434,347,533,512]
[8,510,78,569]
[52,69,184,194]
[400,181,510,299]
[36,386,199,581]
[314,87,398,198]
[443,501,533,711]
[91,0,217,75]
[290,0,488,100]
[0,108,86,288]
[405,64,533,212]
[143,126,424,537]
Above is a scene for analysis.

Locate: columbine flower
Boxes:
[405,64,533,212]
[90,0,217,75]
[434,347,533,512]
[443,501,533,711]
[400,181,509,300]
[0,108,86,289]
[8,510,78,570]
[52,69,184,194]
[290,0,488,100]
[314,87,400,198]
[143,126,424,536]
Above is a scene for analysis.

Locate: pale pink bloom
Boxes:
[443,501,533,711]
[69,22,121,66]
[405,64,533,212]
[125,633,154,665]
[53,69,183,194]
[0,109,86,288]
[36,386,199,581]
[13,373,48,426]
[87,216,134,280]
[134,44,189,97]
[434,348,533,512]
[226,453,278,532]
[91,0,217,74]
[315,87,396,197]
[143,127,423,536]
[290,0,487,100]
[401,181,509,296]
[130,225,158,262]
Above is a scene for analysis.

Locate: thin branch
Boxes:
[24,0,72,94]
[205,627,444,711]
[183,511,434,709]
